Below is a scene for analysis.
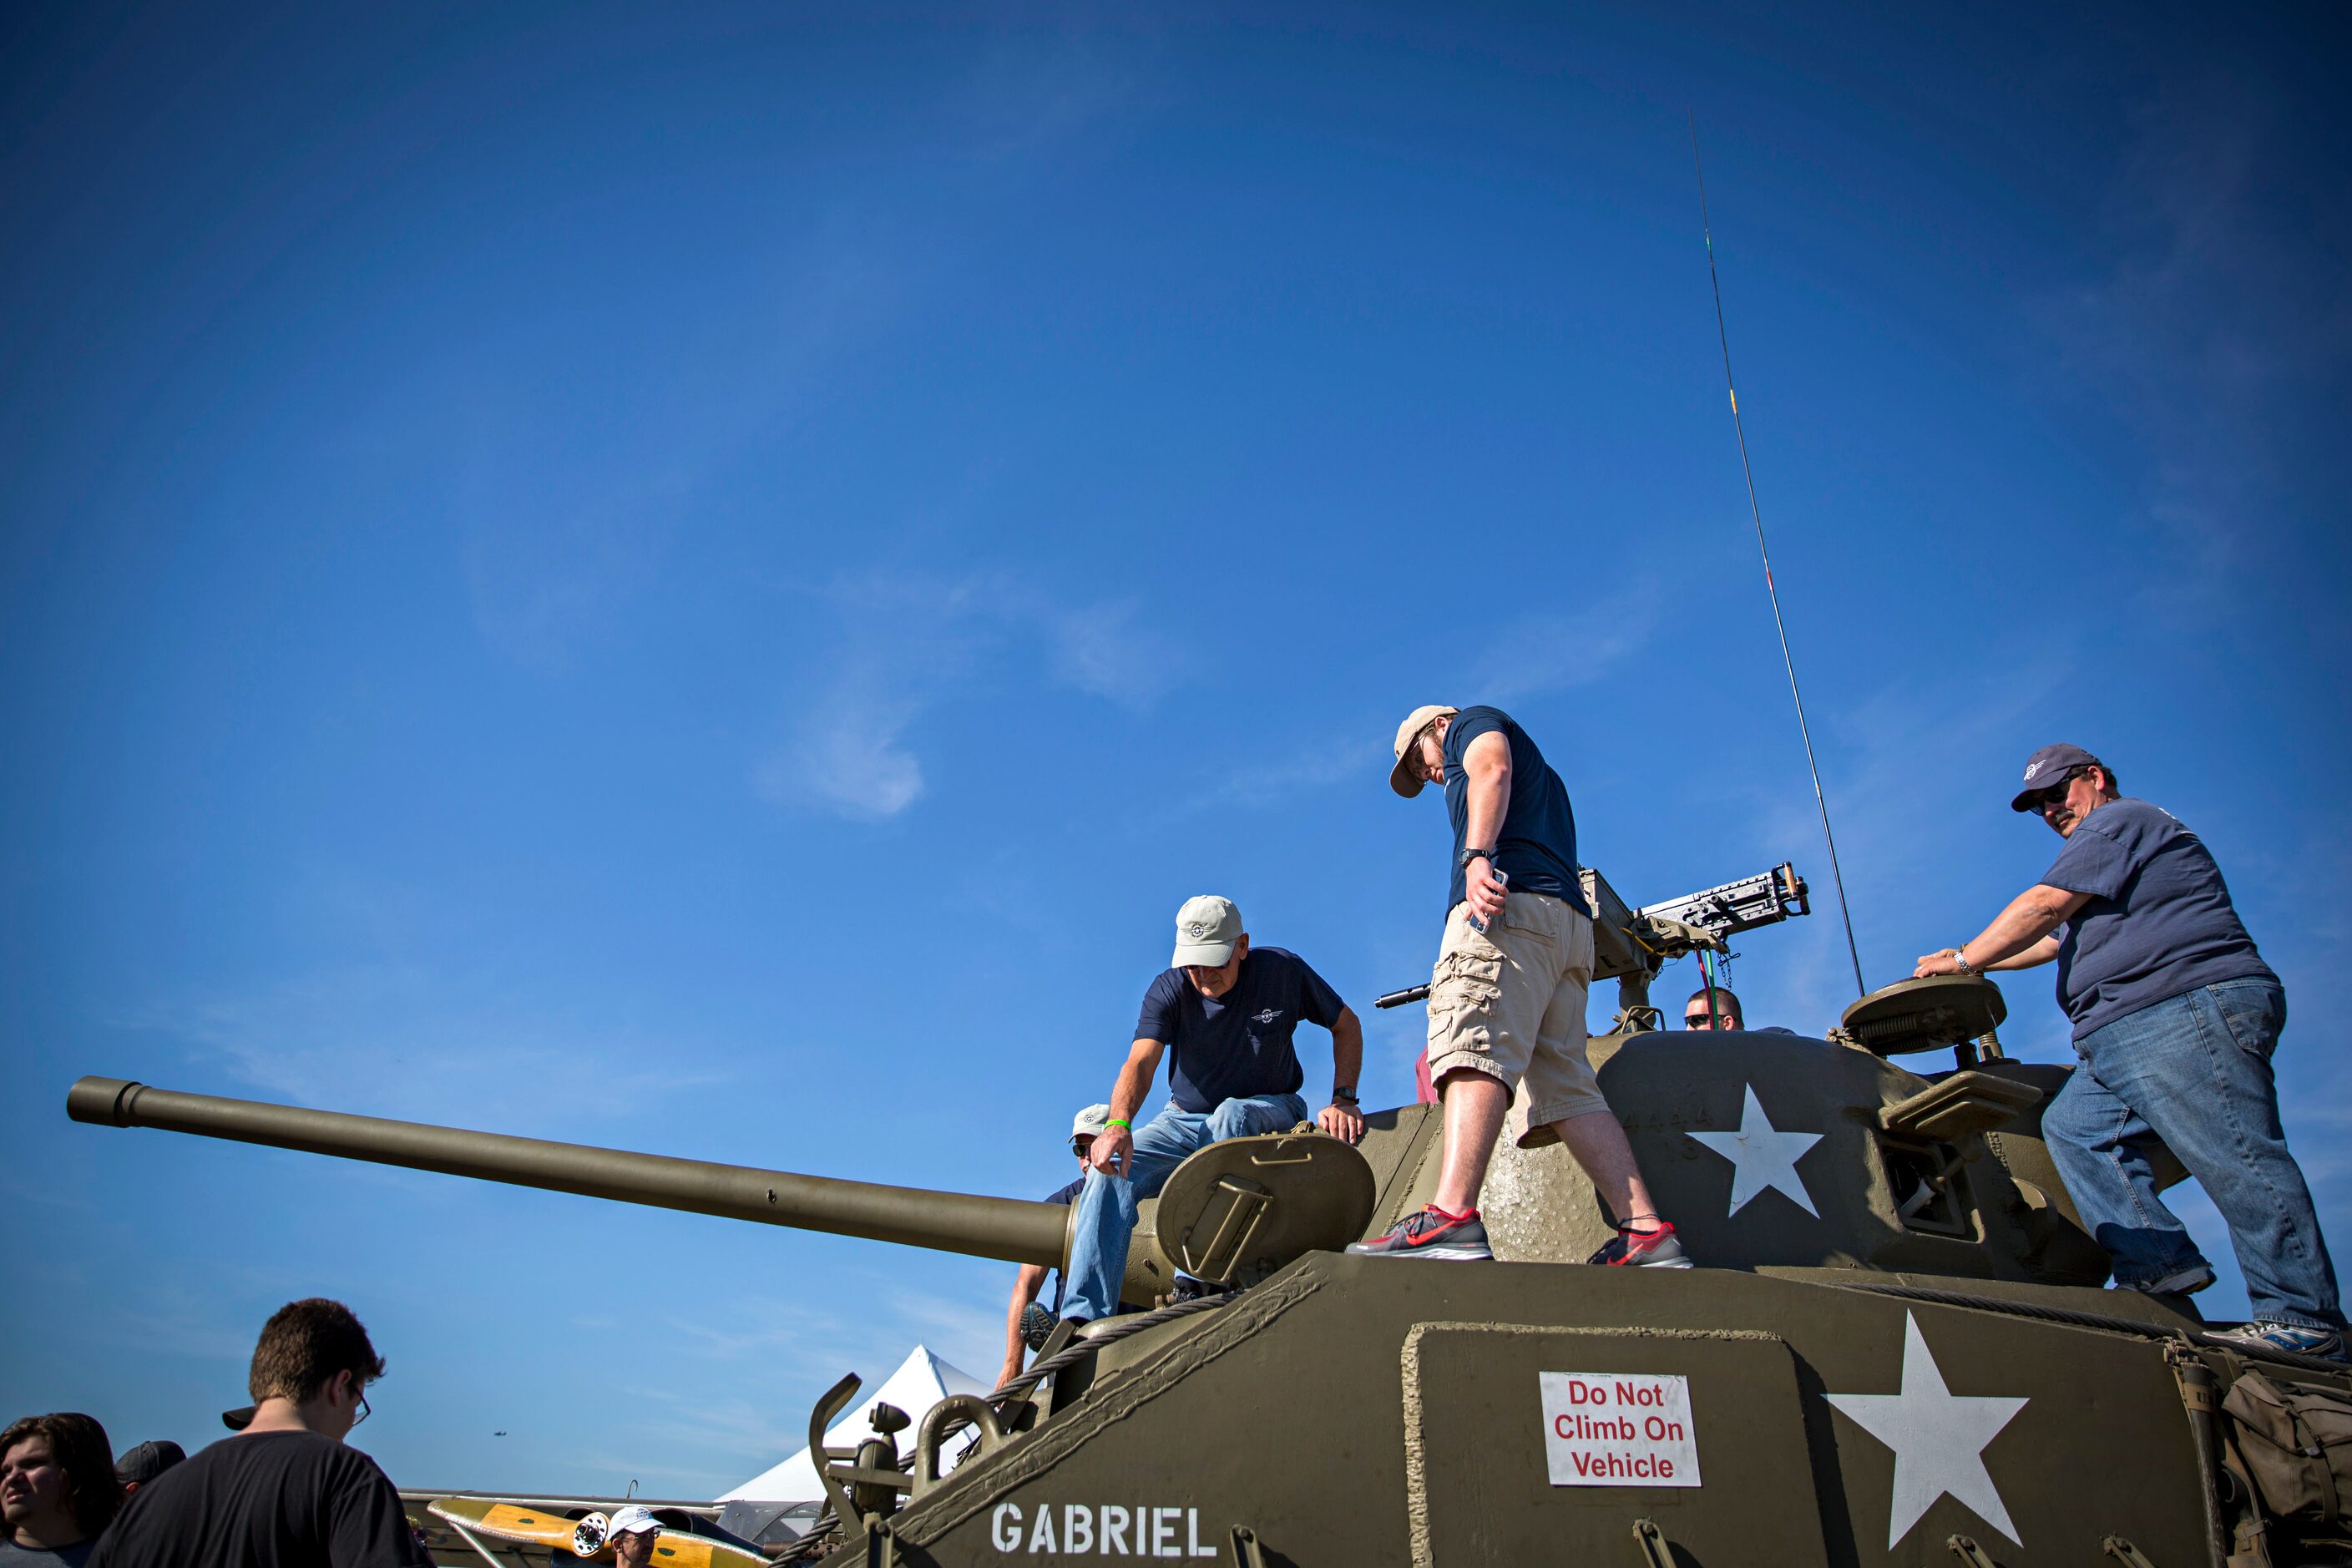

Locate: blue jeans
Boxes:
[2043,979,2342,1330]
[1060,1092,1308,1323]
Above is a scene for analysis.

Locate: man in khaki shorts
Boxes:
[1348,705,1691,1267]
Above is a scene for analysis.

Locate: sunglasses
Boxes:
[2026,768,2087,812]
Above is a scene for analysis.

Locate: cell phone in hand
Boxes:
[1469,867,1509,933]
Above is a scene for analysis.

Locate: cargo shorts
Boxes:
[1424,891,1607,1138]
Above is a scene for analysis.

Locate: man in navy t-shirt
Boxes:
[1351,704,1688,1269]
[1059,896,1363,1325]
[1915,744,2342,1360]
[997,1104,1113,1389]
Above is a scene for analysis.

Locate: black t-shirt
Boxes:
[1134,947,1345,1113]
[1440,706,1588,918]
[90,1431,426,1568]
[1,1538,99,1568]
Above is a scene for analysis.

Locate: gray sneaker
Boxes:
[2122,1263,2215,1297]
[2208,1321,2349,1363]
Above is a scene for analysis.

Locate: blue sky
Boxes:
[4,0,2345,1500]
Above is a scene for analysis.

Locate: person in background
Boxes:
[110,1444,183,1502]
[0,1414,121,1568]
[1915,743,2344,1362]
[90,1298,427,1568]
[1684,987,1743,1030]
[606,1507,663,1568]
[998,1105,1112,1389]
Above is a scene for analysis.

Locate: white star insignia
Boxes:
[1687,1085,1823,1217]
[1826,1313,2030,1548]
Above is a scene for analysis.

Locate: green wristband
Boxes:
[1107,1118,1132,1130]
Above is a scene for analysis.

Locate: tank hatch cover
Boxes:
[1152,1131,1375,1285]
[1839,974,2007,1057]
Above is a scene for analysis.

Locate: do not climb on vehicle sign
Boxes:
[1539,1373,1702,1488]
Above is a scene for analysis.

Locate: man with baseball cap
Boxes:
[1352,705,1688,1267]
[997,1105,1115,1388]
[111,1442,184,1499]
[606,1507,661,1568]
[1914,744,2343,1360]
[1060,897,1363,1326]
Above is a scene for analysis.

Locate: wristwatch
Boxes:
[1951,947,1980,976]
[1458,845,1499,869]
[1332,1087,1358,1105]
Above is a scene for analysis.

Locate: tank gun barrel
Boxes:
[66,1076,1067,1268]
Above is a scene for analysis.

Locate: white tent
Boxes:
[718,1344,989,1504]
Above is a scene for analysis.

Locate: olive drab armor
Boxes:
[68,862,2352,1565]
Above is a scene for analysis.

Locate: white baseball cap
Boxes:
[609,1506,661,1537]
[1171,895,1242,968]
[1070,1104,1113,1143]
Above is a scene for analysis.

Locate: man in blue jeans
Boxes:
[1915,743,2343,1359]
[1060,895,1365,1326]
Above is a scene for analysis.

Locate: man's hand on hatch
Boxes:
[1317,1100,1365,1144]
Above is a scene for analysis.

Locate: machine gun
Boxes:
[1635,860,1808,945]
[1375,862,1810,1021]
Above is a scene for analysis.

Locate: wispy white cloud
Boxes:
[2039,82,2349,625]
[1172,732,1385,817]
[1045,599,1181,708]
[757,667,929,821]
[1468,584,1663,704]
[946,25,1159,167]
[120,964,731,1129]
[1712,653,2066,1034]
[756,572,1188,822]
[461,483,683,672]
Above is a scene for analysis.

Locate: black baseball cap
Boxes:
[115,1439,186,1485]
[220,1405,256,1432]
[2010,743,2103,812]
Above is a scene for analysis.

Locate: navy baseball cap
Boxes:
[116,1439,185,1486]
[2010,743,2103,812]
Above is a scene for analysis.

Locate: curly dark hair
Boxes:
[249,1298,387,1406]
[1,1412,124,1539]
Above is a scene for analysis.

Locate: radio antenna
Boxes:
[1688,113,1867,999]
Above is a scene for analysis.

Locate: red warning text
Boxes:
[1537,1373,1701,1489]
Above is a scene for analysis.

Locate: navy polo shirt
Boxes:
[1135,947,1346,1113]
[2040,797,2277,1039]
[1442,706,1589,918]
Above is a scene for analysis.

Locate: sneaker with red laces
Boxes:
[1346,1206,1494,1261]
[1586,1221,1695,1268]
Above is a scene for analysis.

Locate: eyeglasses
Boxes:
[1684,1015,1726,1028]
[352,1393,370,1427]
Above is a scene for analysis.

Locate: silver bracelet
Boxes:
[1951,947,1980,976]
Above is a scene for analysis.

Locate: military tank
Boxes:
[65,864,2350,1567]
